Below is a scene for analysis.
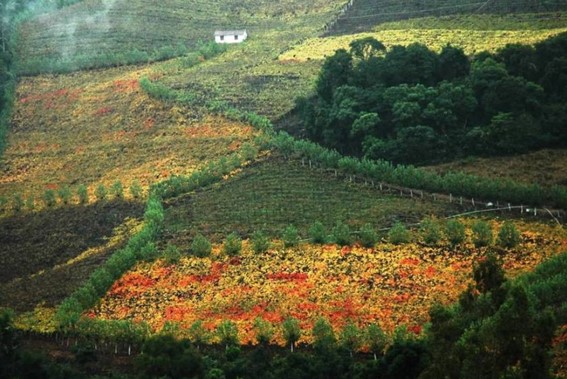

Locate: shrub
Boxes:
[282,317,301,352]
[94,184,107,201]
[472,220,493,248]
[25,195,35,211]
[309,221,327,244]
[251,230,270,253]
[240,142,258,161]
[223,232,242,256]
[282,224,299,248]
[130,180,143,199]
[312,318,336,351]
[111,180,124,199]
[191,234,211,257]
[331,221,352,246]
[42,189,57,207]
[445,219,466,246]
[163,244,182,265]
[12,194,23,213]
[188,320,209,347]
[359,223,378,248]
[0,196,7,213]
[77,184,89,204]
[254,318,274,345]
[216,320,238,348]
[497,221,521,248]
[388,222,411,244]
[58,185,72,205]
[420,217,442,245]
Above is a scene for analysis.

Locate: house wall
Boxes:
[215,32,247,44]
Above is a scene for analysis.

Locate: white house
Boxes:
[214,30,248,44]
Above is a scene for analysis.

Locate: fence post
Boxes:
[460,197,463,205]
[472,198,475,207]
[449,193,452,203]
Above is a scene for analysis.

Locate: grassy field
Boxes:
[92,220,566,345]
[281,13,567,61]
[0,65,257,209]
[426,148,567,188]
[163,156,460,244]
[0,200,143,312]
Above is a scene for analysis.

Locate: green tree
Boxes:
[349,37,385,60]
[445,219,466,246]
[223,232,242,256]
[331,220,351,246]
[365,323,387,361]
[191,234,211,257]
[308,221,327,244]
[420,216,442,245]
[77,184,88,204]
[388,222,411,244]
[216,320,238,349]
[251,230,270,253]
[94,184,107,201]
[282,224,299,248]
[129,180,143,199]
[497,221,521,248]
[315,49,353,101]
[253,318,274,345]
[340,322,361,357]
[42,189,57,208]
[282,317,301,352]
[58,185,72,205]
[12,194,23,213]
[312,318,336,352]
[188,320,209,349]
[163,244,182,265]
[25,195,35,211]
[111,180,124,199]
[359,223,378,248]
[472,220,493,248]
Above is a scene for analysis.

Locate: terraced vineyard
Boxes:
[163,157,460,243]
[92,221,566,345]
[0,65,257,209]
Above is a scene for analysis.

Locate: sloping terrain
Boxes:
[0,65,256,207]
[427,148,567,187]
[281,13,567,61]
[163,157,458,243]
[326,0,567,35]
[0,200,143,312]
[15,0,346,74]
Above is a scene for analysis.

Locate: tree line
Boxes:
[297,32,567,165]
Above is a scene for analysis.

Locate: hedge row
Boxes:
[55,195,164,329]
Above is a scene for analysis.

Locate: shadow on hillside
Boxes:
[0,200,144,312]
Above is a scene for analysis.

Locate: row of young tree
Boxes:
[0,180,144,215]
[174,217,523,263]
[3,251,566,378]
[297,32,567,165]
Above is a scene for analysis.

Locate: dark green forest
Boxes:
[297,32,567,165]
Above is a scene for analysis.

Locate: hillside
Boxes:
[282,13,567,61]
[326,0,567,35]
[15,0,345,74]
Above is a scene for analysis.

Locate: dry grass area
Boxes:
[426,149,567,188]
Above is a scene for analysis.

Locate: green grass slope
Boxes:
[15,0,345,74]
[326,0,567,35]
